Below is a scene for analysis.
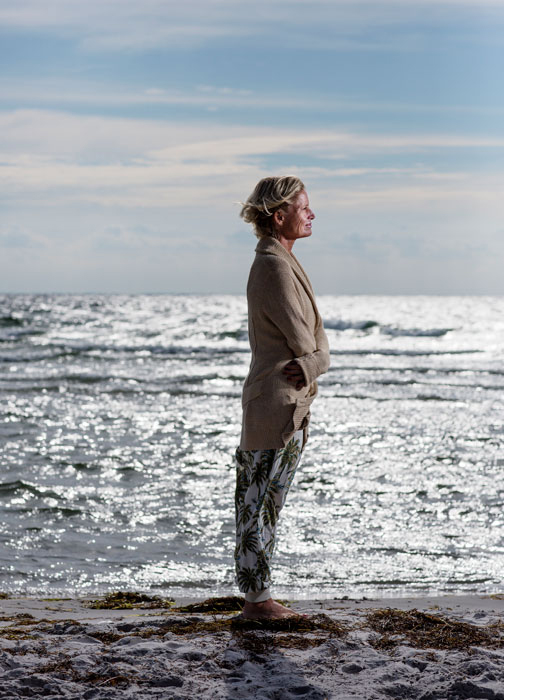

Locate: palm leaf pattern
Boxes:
[240,528,259,555]
[261,494,278,529]
[237,566,258,591]
[253,449,275,488]
[234,447,254,512]
[255,550,271,583]
[233,430,304,594]
[237,501,253,527]
[280,437,301,466]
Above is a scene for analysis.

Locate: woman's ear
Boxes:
[273,209,284,228]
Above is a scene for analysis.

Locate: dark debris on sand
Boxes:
[364,608,504,651]
[83,591,174,609]
[171,595,245,614]
[231,613,347,653]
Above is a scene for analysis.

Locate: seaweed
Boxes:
[364,608,504,651]
[274,634,326,649]
[137,617,234,637]
[35,655,134,688]
[230,612,345,635]
[128,609,346,654]
[235,630,333,652]
[233,630,275,654]
[82,673,132,687]
[231,613,347,653]
[0,626,35,640]
[83,591,174,609]
[171,596,293,614]
[0,613,36,625]
[87,630,125,644]
[35,655,74,676]
[173,595,245,614]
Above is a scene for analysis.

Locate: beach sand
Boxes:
[0,593,503,699]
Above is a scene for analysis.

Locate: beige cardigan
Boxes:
[239,237,330,450]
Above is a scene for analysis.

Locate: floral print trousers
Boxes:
[234,429,305,602]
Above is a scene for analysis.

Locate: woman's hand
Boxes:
[282,360,306,390]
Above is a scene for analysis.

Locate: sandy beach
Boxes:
[0,593,503,699]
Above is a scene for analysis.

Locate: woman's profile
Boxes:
[234,175,330,620]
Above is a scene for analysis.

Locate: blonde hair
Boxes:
[239,175,305,239]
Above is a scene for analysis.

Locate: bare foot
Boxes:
[240,598,299,620]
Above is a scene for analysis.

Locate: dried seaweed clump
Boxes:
[173,595,245,614]
[232,613,347,652]
[231,612,344,635]
[138,617,234,637]
[35,655,133,688]
[87,629,125,644]
[84,591,173,609]
[0,613,35,625]
[0,625,35,640]
[365,608,503,651]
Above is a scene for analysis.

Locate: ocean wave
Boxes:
[323,318,379,331]
[0,315,25,328]
[0,349,84,363]
[0,480,61,499]
[6,505,83,517]
[0,328,45,341]
[0,372,246,387]
[380,326,454,337]
[217,330,249,341]
[327,365,503,375]
[0,343,251,363]
[322,320,454,338]
[415,393,455,401]
[324,377,503,390]
[332,348,481,356]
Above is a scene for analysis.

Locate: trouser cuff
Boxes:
[244,588,272,603]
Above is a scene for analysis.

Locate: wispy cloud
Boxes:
[0,0,503,51]
[0,79,502,117]
[0,109,502,210]
[0,109,502,158]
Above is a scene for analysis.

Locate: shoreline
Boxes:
[0,594,503,699]
[0,592,504,617]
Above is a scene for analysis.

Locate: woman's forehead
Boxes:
[293,190,309,207]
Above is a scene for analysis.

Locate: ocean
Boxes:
[0,294,503,599]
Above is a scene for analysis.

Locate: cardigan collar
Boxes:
[255,236,319,315]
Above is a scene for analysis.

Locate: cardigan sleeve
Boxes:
[295,318,330,385]
[258,265,330,386]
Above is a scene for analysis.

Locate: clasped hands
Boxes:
[282,360,307,391]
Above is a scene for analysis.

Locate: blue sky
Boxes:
[0,0,503,294]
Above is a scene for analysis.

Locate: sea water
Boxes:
[0,294,503,599]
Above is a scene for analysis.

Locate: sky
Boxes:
[0,0,503,294]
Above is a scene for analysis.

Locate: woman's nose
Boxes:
[309,209,315,219]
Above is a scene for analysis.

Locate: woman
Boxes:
[235,175,330,619]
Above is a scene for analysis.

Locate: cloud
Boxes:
[0,79,502,120]
[0,109,502,210]
[0,0,503,52]
[0,109,503,160]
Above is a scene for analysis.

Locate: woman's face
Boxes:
[276,190,315,244]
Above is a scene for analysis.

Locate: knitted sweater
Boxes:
[239,237,330,450]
